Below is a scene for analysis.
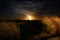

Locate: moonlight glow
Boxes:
[26,14,33,20]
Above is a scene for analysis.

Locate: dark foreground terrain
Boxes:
[0,20,60,40]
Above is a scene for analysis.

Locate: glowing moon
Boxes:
[26,14,33,20]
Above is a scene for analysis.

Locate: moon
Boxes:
[26,14,33,20]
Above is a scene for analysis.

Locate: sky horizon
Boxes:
[0,0,60,20]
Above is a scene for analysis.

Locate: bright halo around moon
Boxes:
[27,15,32,20]
[26,14,34,20]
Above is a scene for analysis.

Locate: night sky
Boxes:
[0,0,60,20]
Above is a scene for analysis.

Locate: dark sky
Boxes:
[0,0,60,20]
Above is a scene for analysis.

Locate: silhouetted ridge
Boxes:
[20,20,48,40]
